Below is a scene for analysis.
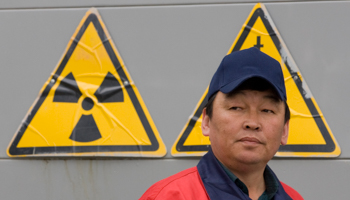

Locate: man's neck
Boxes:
[227,163,267,200]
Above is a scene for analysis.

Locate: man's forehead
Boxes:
[224,89,282,102]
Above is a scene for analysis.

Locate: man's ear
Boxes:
[280,120,289,145]
[201,108,210,137]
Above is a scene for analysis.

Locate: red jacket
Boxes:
[140,149,303,200]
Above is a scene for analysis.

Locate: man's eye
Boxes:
[262,109,274,113]
[230,107,241,110]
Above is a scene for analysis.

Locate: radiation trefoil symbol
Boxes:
[54,72,123,143]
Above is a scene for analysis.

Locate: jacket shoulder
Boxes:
[280,181,304,200]
[139,167,209,200]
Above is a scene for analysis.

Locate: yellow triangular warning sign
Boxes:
[7,8,166,157]
[171,3,341,157]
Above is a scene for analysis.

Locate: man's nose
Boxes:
[243,112,261,130]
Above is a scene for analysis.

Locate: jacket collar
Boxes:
[197,148,292,200]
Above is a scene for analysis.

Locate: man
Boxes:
[140,47,303,200]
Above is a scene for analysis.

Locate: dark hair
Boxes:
[204,78,290,123]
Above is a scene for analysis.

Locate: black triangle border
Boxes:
[8,13,159,156]
[176,7,336,153]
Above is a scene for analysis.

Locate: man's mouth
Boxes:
[239,137,262,144]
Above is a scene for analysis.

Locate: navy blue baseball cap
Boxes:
[208,47,286,101]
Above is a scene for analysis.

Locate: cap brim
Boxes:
[220,74,285,101]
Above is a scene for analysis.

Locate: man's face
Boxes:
[202,90,289,168]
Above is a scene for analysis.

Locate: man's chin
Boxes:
[234,153,267,166]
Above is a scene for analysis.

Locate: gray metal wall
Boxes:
[1,1,350,199]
